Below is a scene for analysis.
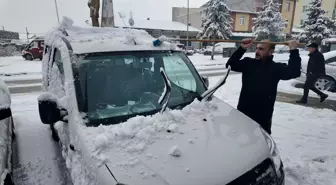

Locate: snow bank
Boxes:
[0,56,42,77]
[0,78,10,109]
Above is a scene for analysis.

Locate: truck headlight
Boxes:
[260,128,282,177]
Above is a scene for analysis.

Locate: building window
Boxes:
[240,17,245,25]
[286,1,291,12]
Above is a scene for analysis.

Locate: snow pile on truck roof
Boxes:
[44,17,177,54]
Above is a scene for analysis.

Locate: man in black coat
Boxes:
[225,39,301,134]
[296,43,328,104]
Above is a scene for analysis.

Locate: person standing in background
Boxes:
[296,43,328,104]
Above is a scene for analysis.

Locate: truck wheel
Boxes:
[25,54,33,61]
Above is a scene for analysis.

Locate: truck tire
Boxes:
[25,54,33,61]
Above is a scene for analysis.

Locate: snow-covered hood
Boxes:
[80,99,270,185]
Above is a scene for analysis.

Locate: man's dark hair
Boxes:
[269,43,276,50]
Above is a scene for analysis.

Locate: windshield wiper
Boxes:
[158,67,172,113]
[201,66,231,101]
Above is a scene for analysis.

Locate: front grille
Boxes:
[227,158,277,185]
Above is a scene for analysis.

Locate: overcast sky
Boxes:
[0,0,207,36]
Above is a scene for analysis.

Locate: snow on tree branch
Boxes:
[297,0,336,44]
[197,0,233,40]
[253,0,287,40]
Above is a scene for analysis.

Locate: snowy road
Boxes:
[11,92,72,185]
[10,84,336,185]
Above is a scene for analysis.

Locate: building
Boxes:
[172,0,297,37]
[113,18,201,47]
[172,0,258,33]
[293,0,336,28]
[279,0,297,35]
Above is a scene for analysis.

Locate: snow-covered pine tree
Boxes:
[298,0,336,45]
[253,0,287,41]
[198,0,233,60]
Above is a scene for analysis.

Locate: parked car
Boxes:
[204,42,236,56]
[298,50,336,92]
[21,36,44,61]
[0,78,15,185]
[274,45,290,53]
[38,19,284,185]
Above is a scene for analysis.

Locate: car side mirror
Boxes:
[0,108,12,121]
[38,93,64,124]
[202,76,209,87]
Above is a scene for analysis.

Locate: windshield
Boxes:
[74,50,207,125]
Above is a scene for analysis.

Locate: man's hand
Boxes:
[240,38,253,49]
[288,40,298,50]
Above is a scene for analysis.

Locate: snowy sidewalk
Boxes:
[11,93,72,185]
[276,91,336,112]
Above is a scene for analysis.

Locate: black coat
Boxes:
[225,47,301,132]
[307,50,326,76]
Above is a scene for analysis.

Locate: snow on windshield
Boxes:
[72,99,231,163]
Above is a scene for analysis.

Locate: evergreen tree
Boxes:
[253,0,287,41]
[298,0,336,45]
[198,0,233,60]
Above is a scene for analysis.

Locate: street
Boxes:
[11,92,72,185]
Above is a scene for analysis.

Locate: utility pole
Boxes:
[186,0,190,47]
[54,0,60,24]
[26,27,29,40]
[101,0,115,27]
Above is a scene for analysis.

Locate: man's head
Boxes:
[306,42,318,53]
[255,40,275,60]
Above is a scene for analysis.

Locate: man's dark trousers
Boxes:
[302,75,325,101]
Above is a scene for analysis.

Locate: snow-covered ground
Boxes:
[11,92,72,185]
[0,56,42,81]
[210,75,336,185]
[10,74,336,185]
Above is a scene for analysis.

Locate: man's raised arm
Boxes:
[225,38,252,72]
[278,40,302,80]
